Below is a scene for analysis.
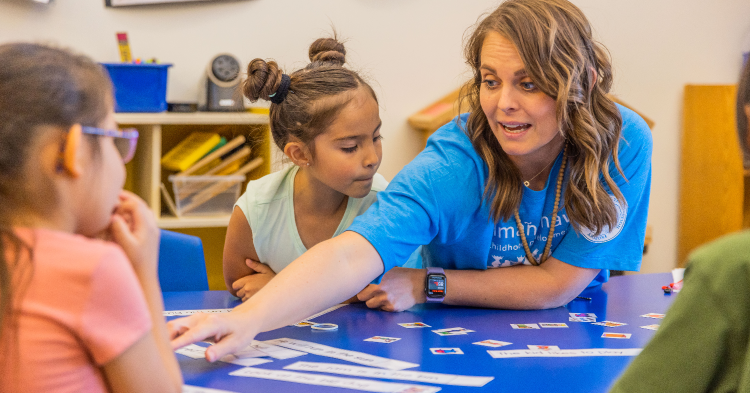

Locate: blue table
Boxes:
[165,273,676,393]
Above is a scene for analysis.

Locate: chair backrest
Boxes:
[158,229,209,292]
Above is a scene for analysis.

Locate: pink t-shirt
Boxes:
[0,228,152,393]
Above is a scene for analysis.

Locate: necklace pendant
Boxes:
[523,181,530,187]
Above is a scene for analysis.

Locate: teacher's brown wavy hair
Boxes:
[461,0,625,235]
[242,36,377,157]
[0,43,112,365]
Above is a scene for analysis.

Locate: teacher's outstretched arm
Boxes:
[167,231,381,361]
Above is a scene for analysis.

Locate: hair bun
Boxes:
[243,58,283,102]
[308,38,346,66]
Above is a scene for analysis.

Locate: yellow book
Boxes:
[161,132,221,171]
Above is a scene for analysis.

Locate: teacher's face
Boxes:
[479,32,561,162]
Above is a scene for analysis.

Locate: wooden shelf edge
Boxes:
[115,112,269,125]
[407,88,464,132]
[158,215,231,229]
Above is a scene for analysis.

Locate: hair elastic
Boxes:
[269,74,291,104]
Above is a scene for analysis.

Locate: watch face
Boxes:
[426,274,446,297]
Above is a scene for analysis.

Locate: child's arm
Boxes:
[223,206,274,299]
[102,191,182,393]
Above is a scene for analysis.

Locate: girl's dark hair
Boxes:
[0,43,112,355]
[242,37,377,154]
[737,58,750,161]
[460,0,624,235]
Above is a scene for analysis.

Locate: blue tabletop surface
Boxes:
[165,273,676,393]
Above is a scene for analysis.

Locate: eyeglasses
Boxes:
[81,126,139,164]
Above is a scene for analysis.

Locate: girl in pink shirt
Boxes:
[0,44,182,393]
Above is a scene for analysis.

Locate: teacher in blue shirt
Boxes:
[169,0,652,361]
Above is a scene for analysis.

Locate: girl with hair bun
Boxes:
[224,37,420,302]
[169,0,652,362]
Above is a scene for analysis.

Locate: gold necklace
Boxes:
[523,154,559,188]
[514,144,568,266]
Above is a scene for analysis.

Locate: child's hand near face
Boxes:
[231,259,276,301]
[109,190,160,276]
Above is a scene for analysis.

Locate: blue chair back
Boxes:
[158,229,209,292]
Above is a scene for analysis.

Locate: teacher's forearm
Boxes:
[231,231,383,332]
[443,258,600,309]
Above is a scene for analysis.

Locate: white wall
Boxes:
[2,0,750,274]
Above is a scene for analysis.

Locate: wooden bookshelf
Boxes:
[116,111,271,290]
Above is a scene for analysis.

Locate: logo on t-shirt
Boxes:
[581,195,627,243]
[488,213,569,268]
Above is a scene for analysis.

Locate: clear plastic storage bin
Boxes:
[169,175,244,217]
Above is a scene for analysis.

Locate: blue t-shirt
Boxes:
[348,104,652,286]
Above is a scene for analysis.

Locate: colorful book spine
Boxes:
[161,132,222,171]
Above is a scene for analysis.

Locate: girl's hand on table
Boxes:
[232,259,276,302]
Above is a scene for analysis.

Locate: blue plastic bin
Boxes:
[101,63,172,113]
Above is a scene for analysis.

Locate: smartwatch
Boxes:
[425,267,447,303]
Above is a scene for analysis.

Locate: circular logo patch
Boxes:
[581,195,627,243]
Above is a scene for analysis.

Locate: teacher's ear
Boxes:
[588,66,598,94]
[744,104,750,150]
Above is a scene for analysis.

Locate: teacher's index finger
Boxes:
[168,314,223,349]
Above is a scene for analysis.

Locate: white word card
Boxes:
[175,344,272,367]
[291,304,349,326]
[285,361,494,387]
[229,368,441,393]
[237,341,307,360]
[487,348,642,358]
[175,344,208,359]
[264,338,418,370]
[163,309,232,317]
[182,385,239,393]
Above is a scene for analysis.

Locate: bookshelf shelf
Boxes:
[115,111,272,290]
[157,215,232,229]
[115,112,269,125]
